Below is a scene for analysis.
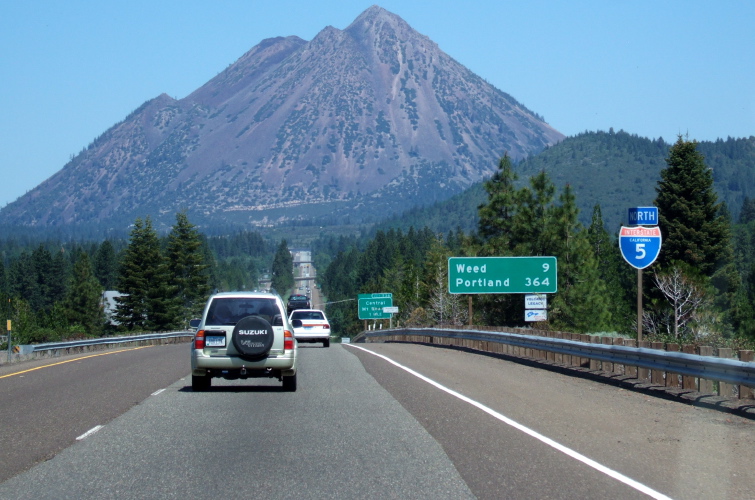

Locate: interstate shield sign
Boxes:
[619,226,662,269]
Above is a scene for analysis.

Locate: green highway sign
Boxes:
[358,293,393,319]
[448,256,557,294]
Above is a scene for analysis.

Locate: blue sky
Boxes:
[1,1,752,208]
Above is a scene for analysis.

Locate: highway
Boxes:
[0,342,753,499]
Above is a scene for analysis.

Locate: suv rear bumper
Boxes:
[294,333,329,341]
[192,350,296,376]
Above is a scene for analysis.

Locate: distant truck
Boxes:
[287,294,311,314]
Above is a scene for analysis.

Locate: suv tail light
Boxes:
[194,330,206,350]
[284,329,294,350]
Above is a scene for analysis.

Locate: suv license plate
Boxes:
[206,336,226,347]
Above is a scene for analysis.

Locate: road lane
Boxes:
[347,342,755,499]
[3,340,753,499]
[0,345,474,499]
[0,343,189,483]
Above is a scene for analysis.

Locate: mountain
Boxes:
[0,6,563,232]
[374,132,755,235]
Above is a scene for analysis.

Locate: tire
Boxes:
[232,315,275,360]
[192,375,211,392]
[323,339,330,348]
[282,372,297,392]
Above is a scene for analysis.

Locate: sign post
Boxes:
[619,210,662,342]
[6,319,10,363]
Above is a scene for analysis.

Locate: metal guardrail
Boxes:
[359,327,755,388]
[11,331,193,356]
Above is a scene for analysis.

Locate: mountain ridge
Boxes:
[0,5,562,231]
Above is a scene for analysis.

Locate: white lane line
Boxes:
[346,344,672,500]
[151,388,166,396]
[76,425,103,441]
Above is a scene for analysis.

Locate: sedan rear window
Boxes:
[291,310,324,320]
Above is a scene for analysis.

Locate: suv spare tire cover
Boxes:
[232,316,275,359]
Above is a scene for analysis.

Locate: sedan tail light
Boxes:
[194,330,206,350]
[284,329,295,350]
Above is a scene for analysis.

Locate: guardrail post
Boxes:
[589,336,600,370]
[698,346,714,393]
[651,342,665,385]
[579,334,590,367]
[546,332,555,362]
[624,339,637,377]
[602,337,613,373]
[718,348,733,396]
[569,334,580,366]
[638,341,650,381]
[555,332,564,364]
[682,345,697,390]
[613,338,624,374]
[665,344,680,388]
[738,350,754,399]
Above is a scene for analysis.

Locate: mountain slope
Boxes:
[375,132,755,235]
[0,6,563,231]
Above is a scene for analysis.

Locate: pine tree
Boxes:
[115,217,179,331]
[63,252,105,336]
[739,196,755,224]
[30,245,53,312]
[548,186,611,332]
[477,154,519,255]
[510,170,556,256]
[654,136,739,334]
[94,240,118,290]
[655,136,730,276]
[165,211,211,323]
[114,218,151,330]
[587,204,634,331]
[271,240,294,294]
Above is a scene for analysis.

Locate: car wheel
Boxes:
[323,339,330,348]
[192,375,211,392]
[282,373,297,392]
[232,315,275,360]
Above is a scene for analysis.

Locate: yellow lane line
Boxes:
[0,346,154,379]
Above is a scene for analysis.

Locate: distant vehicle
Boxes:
[190,291,298,391]
[188,318,201,332]
[288,309,331,347]
[287,294,310,314]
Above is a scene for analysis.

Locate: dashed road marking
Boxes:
[76,425,104,441]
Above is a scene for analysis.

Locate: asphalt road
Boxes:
[0,342,753,499]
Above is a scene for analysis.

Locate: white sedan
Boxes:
[288,309,331,348]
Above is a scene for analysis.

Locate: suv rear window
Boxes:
[206,297,280,326]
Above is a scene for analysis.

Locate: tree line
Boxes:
[0,212,280,345]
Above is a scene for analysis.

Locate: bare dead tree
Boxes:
[641,308,672,338]
[428,260,467,327]
[653,267,706,339]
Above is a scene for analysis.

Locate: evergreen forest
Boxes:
[2,136,755,352]
[0,212,279,345]
[317,137,755,349]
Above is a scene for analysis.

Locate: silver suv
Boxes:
[190,291,299,391]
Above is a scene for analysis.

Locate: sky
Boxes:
[1,1,753,208]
